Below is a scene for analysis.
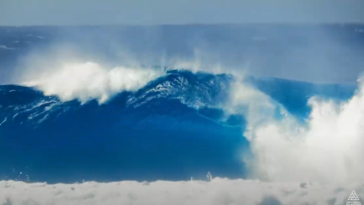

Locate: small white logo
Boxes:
[347,190,361,205]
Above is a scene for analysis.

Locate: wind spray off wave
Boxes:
[21,62,164,103]
[227,78,364,184]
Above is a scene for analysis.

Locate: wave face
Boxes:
[0,69,355,183]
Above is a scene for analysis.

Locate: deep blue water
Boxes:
[0,70,355,183]
[0,25,361,183]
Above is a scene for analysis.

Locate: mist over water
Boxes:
[1,25,364,83]
[22,61,163,103]
[228,79,364,184]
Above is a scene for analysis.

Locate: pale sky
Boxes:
[0,0,364,25]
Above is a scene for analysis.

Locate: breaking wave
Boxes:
[21,62,164,103]
[1,61,363,204]
[1,62,360,183]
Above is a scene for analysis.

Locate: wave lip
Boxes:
[22,62,164,103]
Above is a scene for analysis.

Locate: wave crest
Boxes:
[22,62,164,103]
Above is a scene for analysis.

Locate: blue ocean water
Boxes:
[0,25,362,183]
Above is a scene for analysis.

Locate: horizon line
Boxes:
[1,22,364,27]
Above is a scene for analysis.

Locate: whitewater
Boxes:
[1,179,361,205]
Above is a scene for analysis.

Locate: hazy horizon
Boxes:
[2,23,364,27]
[1,0,364,26]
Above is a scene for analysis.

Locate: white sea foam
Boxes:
[22,62,164,103]
[227,78,364,185]
[0,117,7,126]
[0,45,15,50]
[0,179,362,205]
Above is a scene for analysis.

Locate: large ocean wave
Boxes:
[0,65,357,183]
[1,25,364,204]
